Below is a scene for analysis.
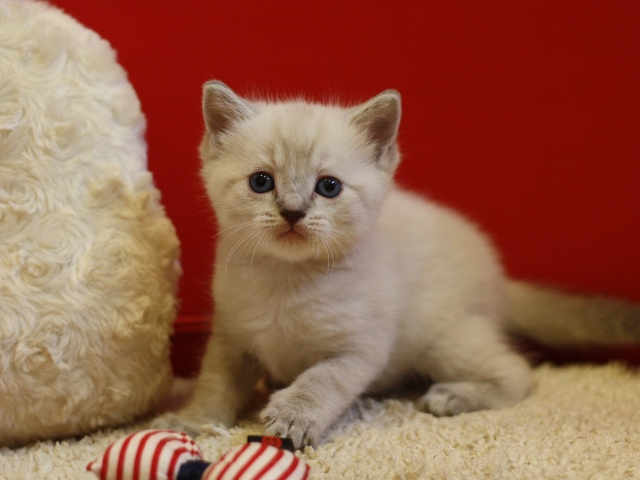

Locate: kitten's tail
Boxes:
[505,280,640,347]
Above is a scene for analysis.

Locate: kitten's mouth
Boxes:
[276,226,307,241]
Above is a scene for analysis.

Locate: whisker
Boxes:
[237,229,263,259]
[322,234,350,272]
[311,236,322,264]
[325,235,338,274]
[250,231,267,275]
[260,236,268,264]
[225,230,263,277]
[215,222,256,256]
[214,221,256,240]
[332,229,361,253]
[304,236,322,267]
[319,235,336,275]
[330,236,353,272]
[315,228,357,273]
[317,236,331,275]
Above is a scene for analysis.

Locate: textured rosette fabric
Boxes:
[0,0,180,446]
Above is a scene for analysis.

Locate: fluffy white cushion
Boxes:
[0,0,181,446]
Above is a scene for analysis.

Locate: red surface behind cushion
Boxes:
[51,1,640,370]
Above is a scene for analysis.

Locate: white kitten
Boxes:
[156,81,639,449]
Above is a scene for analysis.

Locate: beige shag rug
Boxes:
[1,363,639,479]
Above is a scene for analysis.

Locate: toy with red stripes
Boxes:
[86,430,310,480]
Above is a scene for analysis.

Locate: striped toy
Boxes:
[86,430,203,480]
[86,430,310,480]
[202,441,309,480]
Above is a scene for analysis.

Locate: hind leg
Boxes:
[415,314,533,416]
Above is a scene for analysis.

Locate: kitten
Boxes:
[155,81,639,449]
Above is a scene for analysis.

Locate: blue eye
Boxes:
[249,172,274,193]
[315,177,342,198]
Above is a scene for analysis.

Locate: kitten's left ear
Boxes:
[349,90,401,170]
[202,80,254,138]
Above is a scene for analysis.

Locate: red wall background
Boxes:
[51,1,639,368]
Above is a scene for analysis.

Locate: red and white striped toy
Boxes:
[86,429,203,480]
[86,430,310,480]
[202,441,309,480]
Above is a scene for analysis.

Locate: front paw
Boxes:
[260,388,323,450]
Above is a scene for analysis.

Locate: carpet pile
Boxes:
[1,363,638,479]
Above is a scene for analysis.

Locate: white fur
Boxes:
[0,0,180,446]
[155,81,638,449]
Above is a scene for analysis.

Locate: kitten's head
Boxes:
[199,81,401,263]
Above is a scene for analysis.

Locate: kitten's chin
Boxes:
[265,235,317,263]
[260,227,327,262]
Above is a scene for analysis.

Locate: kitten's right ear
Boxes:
[202,81,254,137]
[349,90,401,171]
